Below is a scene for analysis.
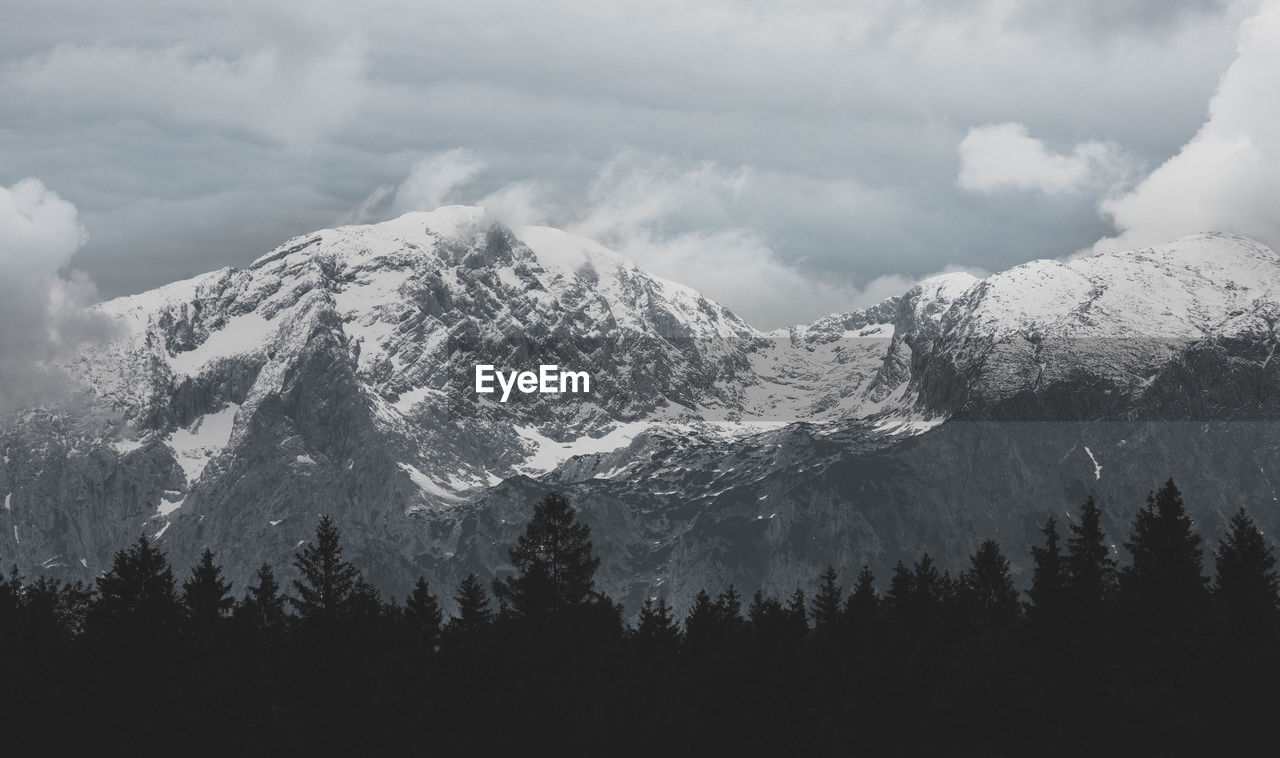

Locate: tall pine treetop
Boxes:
[493,492,601,621]
[291,515,361,624]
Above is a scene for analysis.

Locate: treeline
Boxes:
[2,482,1278,756]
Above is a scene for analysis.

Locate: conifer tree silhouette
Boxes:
[237,562,287,633]
[715,585,743,625]
[844,565,879,622]
[90,534,181,643]
[960,539,1019,627]
[810,565,843,635]
[635,595,681,654]
[682,589,719,656]
[1213,507,1279,627]
[1121,480,1208,627]
[748,591,791,648]
[1064,495,1117,628]
[405,577,443,651]
[1028,516,1066,635]
[445,572,493,643]
[182,549,234,635]
[492,492,601,623]
[785,588,808,639]
[291,515,361,626]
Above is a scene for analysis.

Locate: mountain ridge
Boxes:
[3,211,1278,611]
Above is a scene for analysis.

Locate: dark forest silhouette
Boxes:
[2,482,1278,756]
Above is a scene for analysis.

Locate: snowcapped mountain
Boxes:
[3,211,1279,610]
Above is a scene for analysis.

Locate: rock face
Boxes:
[3,211,1279,612]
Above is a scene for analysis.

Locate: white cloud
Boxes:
[1095,0,1280,253]
[477,180,552,229]
[549,152,958,328]
[0,178,109,412]
[390,149,486,216]
[958,122,1129,194]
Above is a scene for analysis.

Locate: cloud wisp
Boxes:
[348,149,983,328]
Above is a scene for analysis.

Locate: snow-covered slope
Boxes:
[907,233,1280,418]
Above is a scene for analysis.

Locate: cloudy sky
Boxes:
[2,0,1278,330]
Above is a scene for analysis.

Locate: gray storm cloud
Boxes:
[0,178,111,413]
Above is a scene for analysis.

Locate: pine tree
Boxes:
[682,589,719,656]
[405,577,443,651]
[884,561,913,612]
[913,554,951,606]
[290,515,361,625]
[12,575,90,650]
[348,577,384,624]
[959,539,1019,627]
[884,554,952,632]
[1064,496,1117,626]
[237,562,286,633]
[1121,480,1208,627]
[1213,507,1279,626]
[492,492,602,623]
[844,565,879,624]
[635,596,681,654]
[182,549,234,635]
[445,573,492,643]
[748,591,789,647]
[715,585,743,627]
[810,565,843,635]
[1027,516,1066,632]
[90,534,181,642]
[786,588,809,639]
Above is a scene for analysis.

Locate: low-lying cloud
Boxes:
[347,149,982,328]
[0,178,110,413]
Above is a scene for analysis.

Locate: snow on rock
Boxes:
[1084,446,1102,480]
[167,404,240,484]
[398,463,464,504]
[168,312,275,376]
[930,233,1280,410]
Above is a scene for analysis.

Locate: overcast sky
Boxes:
[2,0,1278,330]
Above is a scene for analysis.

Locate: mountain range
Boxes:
[4,206,1279,612]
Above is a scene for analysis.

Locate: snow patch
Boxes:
[515,423,651,474]
[398,463,464,503]
[167,404,239,483]
[112,437,146,454]
[1084,445,1102,480]
[169,313,274,376]
[393,385,443,413]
